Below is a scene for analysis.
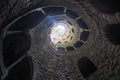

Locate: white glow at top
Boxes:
[53,25,66,37]
[50,24,67,44]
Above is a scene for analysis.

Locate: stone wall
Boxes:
[0,0,120,80]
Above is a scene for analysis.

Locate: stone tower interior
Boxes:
[0,0,120,80]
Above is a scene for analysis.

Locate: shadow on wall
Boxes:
[91,0,120,14]
[4,56,33,80]
[104,24,120,45]
[77,57,98,78]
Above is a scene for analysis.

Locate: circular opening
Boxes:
[44,6,90,52]
[50,22,70,44]
[52,24,66,37]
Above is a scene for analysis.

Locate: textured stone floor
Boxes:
[0,0,120,80]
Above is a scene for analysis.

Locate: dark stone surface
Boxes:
[77,57,98,78]
[91,0,120,14]
[73,41,84,48]
[58,47,65,52]
[104,24,120,45]
[66,46,74,51]
[71,28,74,33]
[0,0,120,80]
[4,56,33,80]
[67,21,73,25]
[0,68,3,79]
[43,6,64,16]
[2,32,31,67]
[70,36,73,40]
[77,18,89,29]
[8,11,46,31]
[66,9,79,19]
[80,31,89,41]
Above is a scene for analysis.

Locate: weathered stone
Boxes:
[4,56,33,80]
[73,41,83,48]
[66,46,75,51]
[3,32,31,67]
[104,24,120,45]
[77,57,98,78]
[91,0,120,14]
[43,6,64,16]
[80,31,89,41]
[8,11,46,31]
[66,9,79,19]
